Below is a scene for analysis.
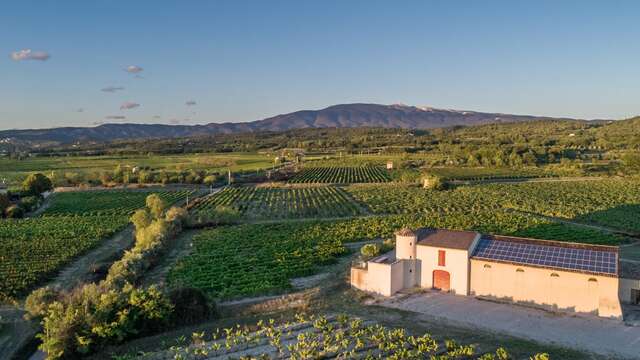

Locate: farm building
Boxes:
[351,227,640,319]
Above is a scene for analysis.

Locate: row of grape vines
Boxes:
[190,186,364,219]
[289,167,390,184]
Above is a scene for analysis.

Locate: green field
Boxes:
[0,189,197,299]
[348,179,640,234]
[290,166,391,184]
[168,222,348,299]
[43,189,194,216]
[0,216,128,299]
[190,186,364,219]
[0,153,274,186]
[426,167,560,181]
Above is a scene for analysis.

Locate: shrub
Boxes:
[146,194,166,219]
[0,194,10,216]
[422,174,446,190]
[5,204,24,218]
[131,209,152,230]
[22,173,53,196]
[19,196,40,212]
[168,287,213,326]
[38,284,172,359]
[360,243,381,259]
[24,286,60,320]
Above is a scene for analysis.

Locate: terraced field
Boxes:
[290,166,390,184]
[42,189,194,216]
[190,186,365,219]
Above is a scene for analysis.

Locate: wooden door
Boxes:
[433,270,450,292]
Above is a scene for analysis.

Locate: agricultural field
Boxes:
[0,215,128,299]
[348,179,640,234]
[160,314,549,360]
[0,153,274,187]
[290,166,390,184]
[167,222,348,299]
[43,189,195,216]
[190,186,364,219]
[426,166,560,181]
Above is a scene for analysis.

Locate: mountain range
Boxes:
[0,103,584,146]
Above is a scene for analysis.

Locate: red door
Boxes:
[433,270,450,292]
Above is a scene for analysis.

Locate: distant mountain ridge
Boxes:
[0,103,583,145]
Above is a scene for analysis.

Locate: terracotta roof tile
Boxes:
[416,228,478,250]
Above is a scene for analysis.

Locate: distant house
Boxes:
[351,227,640,319]
[386,161,394,170]
[0,183,7,195]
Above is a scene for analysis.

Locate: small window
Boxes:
[483,264,492,269]
[438,250,446,266]
[409,269,412,273]
[550,273,559,277]
[516,268,525,273]
[588,278,598,283]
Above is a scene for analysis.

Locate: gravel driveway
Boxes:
[380,291,640,359]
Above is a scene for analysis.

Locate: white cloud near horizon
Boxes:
[120,101,140,110]
[10,49,50,61]
[105,115,126,120]
[101,86,125,93]
[125,65,143,73]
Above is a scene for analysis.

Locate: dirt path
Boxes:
[50,225,134,291]
[142,230,198,288]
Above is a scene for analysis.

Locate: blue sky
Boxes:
[2,0,640,130]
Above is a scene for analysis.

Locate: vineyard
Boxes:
[289,167,390,184]
[156,314,548,360]
[167,222,348,299]
[42,189,194,216]
[190,186,365,219]
[348,179,640,234]
[0,215,128,299]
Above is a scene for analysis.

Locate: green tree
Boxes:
[360,243,380,259]
[22,173,53,196]
[145,194,166,219]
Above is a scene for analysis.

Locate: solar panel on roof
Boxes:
[471,238,617,275]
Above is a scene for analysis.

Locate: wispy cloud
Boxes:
[105,115,126,120]
[10,49,50,61]
[120,101,140,110]
[185,100,197,106]
[124,65,143,73]
[101,86,125,93]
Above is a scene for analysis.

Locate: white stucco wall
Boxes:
[417,245,471,295]
[470,259,623,319]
